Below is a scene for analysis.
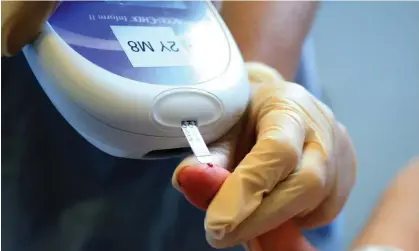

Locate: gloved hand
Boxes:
[1,1,59,56]
[172,62,357,249]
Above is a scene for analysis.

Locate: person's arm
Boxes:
[218,1,319,80]
[352,158,419,251]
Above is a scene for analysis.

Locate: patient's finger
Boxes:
[177,164,230,211]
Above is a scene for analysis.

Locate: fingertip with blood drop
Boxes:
[177,164,230,210]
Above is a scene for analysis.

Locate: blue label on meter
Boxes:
[48,1,230,86]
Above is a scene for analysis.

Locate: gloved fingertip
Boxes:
[177,164,230,211]
[245,62,285,83]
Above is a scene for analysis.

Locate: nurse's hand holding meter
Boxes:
[173,62,357,250]
[2,1,357,250]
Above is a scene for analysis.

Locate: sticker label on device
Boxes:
[110,26,190,67]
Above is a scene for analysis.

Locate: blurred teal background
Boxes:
[311,2,419,249]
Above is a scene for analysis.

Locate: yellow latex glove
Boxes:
[172,62,357,248]
[1,1,59,56]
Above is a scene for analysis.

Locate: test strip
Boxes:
[181,121,213,164]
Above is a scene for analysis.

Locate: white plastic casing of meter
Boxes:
[23,2,250,159]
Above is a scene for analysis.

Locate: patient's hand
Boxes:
[177,163,316,251]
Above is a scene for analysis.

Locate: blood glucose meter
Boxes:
[23,1,250,159]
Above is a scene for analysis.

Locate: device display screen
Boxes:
[49,1,230,86]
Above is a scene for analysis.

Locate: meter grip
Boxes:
[1,1,60,57]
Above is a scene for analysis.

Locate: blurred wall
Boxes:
[312,1,419,248]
